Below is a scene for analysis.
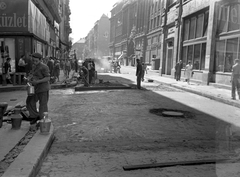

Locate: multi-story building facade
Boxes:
[110,0,152,66]
[146,0,162,70]
[110,1,125,60]
[83,14,110,59]
[110,0,237,87]
[160,0,238,86]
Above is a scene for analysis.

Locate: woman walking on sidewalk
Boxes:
[185,61,193,85]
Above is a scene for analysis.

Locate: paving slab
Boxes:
[0,122,29,162]
[2,124,54,177]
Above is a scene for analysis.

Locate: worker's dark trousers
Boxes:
[137,75,141,89]
[232,77,240,99]
[26,91,49,119]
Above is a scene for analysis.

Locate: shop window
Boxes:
[182,43,206,70]
[215,40,226,72]
[196,14,204,38]
[193,44,201,69]
[203,10,209,36]
[183,9,209,40]
[201,43,206,70]
[218,6,229,33]
[225,38,238,72]
[187,45,193,63]
[154,18,156,28]
[148,38,151,45]
[183,19,189,41]
[157,16,160,26]
[182,46,187,67]
[189,17,196,39]
[239,38,240,58]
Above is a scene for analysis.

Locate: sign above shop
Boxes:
[0,13,27,28]
[0,0,28,32]
[219,2,240,25]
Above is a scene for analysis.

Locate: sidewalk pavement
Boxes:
[121,65,239,109]
[0,67,239,177]
[143,71,240,109]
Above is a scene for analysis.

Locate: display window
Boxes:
[214,38,239,72]
[0,38,16,74]
[182,9,208,70]
[215,2,240,73]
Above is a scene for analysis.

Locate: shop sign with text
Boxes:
[0,0,28,32]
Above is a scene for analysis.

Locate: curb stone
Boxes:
[2,125,55,177]
[145,77,240,109]
[0,83,77,92]
[75,84,132,91]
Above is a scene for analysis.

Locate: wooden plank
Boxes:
[123,159,228,171]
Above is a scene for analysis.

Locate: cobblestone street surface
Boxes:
[35,72,240,177]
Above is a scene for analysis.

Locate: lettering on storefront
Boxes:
[0,13,27,28]
[219,3,240,25]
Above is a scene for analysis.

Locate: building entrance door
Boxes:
[166,47,173,75]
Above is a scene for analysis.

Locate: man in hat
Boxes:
[26,53,50,130]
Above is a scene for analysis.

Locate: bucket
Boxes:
[11,114,22,129]
[27,85,35,96]
[39,121,51,134]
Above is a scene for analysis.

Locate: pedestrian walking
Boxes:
[142,62,147,81]
[25,54,33,76]
[136,58,143,89]
[175,60,183,81]
[53,60,60,82]
[185,61,193,85]
[18,55,27,73]
[231,59,240,100]
[3,57,12,84]
[116,61,121,74]
[74,59,78,73]
[88,62,95,84]
[47,57,54,77]
[26,53,50,131]
[65,59,71,78]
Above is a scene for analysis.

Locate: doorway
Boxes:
[166,41,173,75]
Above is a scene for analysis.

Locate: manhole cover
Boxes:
[149,108,194,118]
[162,111,184,117]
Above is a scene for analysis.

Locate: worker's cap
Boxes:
[30,53,42,59]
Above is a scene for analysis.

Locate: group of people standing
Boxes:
[174,60,193,85]
[175,59,240,100]
[110,60,121,74]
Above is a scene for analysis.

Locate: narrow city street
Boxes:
[23,69,239,177]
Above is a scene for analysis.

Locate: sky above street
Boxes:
[69,0,117,43]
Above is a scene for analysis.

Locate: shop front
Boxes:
[0,0,50,84]
[214,0,240,85]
